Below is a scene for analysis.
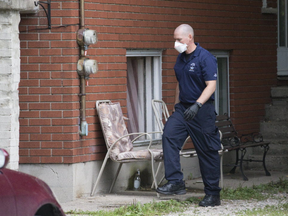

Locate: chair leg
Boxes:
[262,145,271,176]
[91,154,110,196]
[220,154,224,188]
[109,163,123,193]
[150,154,159,190]
[229,149,239,174]
[239,148,248,181]
[151,161,162,189]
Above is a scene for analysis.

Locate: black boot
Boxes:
[199,195,221,207]
[156,181,186,195]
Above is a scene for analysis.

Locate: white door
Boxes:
[277,0,288,76]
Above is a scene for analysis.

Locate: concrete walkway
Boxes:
[61,170,288,214]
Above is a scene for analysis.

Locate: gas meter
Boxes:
[77,29,98,48]
[77,57,98,79]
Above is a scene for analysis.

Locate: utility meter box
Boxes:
[77,57,98,78]
[77,29,98,47]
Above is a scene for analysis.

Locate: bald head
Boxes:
[174,24,196,54]
[174,24,194,38]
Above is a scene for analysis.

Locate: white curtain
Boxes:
[127,58,140,133]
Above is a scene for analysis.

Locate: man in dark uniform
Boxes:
[156,24,221,207]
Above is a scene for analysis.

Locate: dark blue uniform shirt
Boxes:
[174,43,217,104]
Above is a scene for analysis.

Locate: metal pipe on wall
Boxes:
[77,0,97,136]
[79,0,87,136]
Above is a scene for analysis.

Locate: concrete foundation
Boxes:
[19,156,201,203]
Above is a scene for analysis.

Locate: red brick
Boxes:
[62,64,77,71]
[51,56,78,63]
[20,134,29,141]
[20,64,39,71]
[41,157,63,163]
[41,126,63,133]
[63,156,75,163]
[40,80,62,87]
[51,10,79,17]
[63,141,81,149]
[40,64,62,71]
[19,80,39,87]
[29,103,51,110]
[19,33,38,41]
[19,157,40,164]
[20,18,38,26]
[62,33,76,40]
[40,95,62,102]
[63,79,80,86]
[29,87,51,94]
[51,87,79,94]
[19,119,28,126]
[29,119,51,126]
[52,118,78,126]
[20,111,40,118]
[52,133,79,141]
[51,72,78,79]
[40,33,61,40]
[52,149,73,156]
[62,48,78,55]
[19,141,40,149]
[19,149,29,156]
[63,126,78,133]
[62,2,79,9]
[28,41,50,48]
[39,49,62,56]
[29,72,50,79]
[51,102,79,110]
[63,95,79,102]
[19,95,39,102]
[20,41,27,49]
[20,126,41,133]
[30,149,51,156]
[40,111,62,118]
[41,141,63,148]
[62,110,79,118]
[62,18,80,25]
[51,41,77,48]
[20,72,28,79]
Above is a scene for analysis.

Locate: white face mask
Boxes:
[174,41,187,53]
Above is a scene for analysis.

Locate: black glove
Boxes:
[183,102,202,121]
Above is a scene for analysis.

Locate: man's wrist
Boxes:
[196,102,202,108]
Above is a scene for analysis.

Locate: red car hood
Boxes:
[1,168,65,216]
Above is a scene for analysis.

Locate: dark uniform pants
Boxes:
[162,102,221,195]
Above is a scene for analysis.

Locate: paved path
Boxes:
[62,170,288,215]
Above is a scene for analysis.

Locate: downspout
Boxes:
[79,0,87,136]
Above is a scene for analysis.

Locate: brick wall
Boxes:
[19,0,278,164]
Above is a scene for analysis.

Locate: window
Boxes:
[278,0,288,76]
[279,0,288,47]
[211,51,230,116]
[126,50,162,143]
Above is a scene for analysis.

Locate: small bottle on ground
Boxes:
[133,169,141,190]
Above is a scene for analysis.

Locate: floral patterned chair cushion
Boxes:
[98,102,162,161]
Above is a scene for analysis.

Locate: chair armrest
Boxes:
[130,131,163,149]
[107,132,153,156]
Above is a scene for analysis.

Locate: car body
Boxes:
[0,149,65,216]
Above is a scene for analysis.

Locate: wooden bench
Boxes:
[216,114,271,181]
